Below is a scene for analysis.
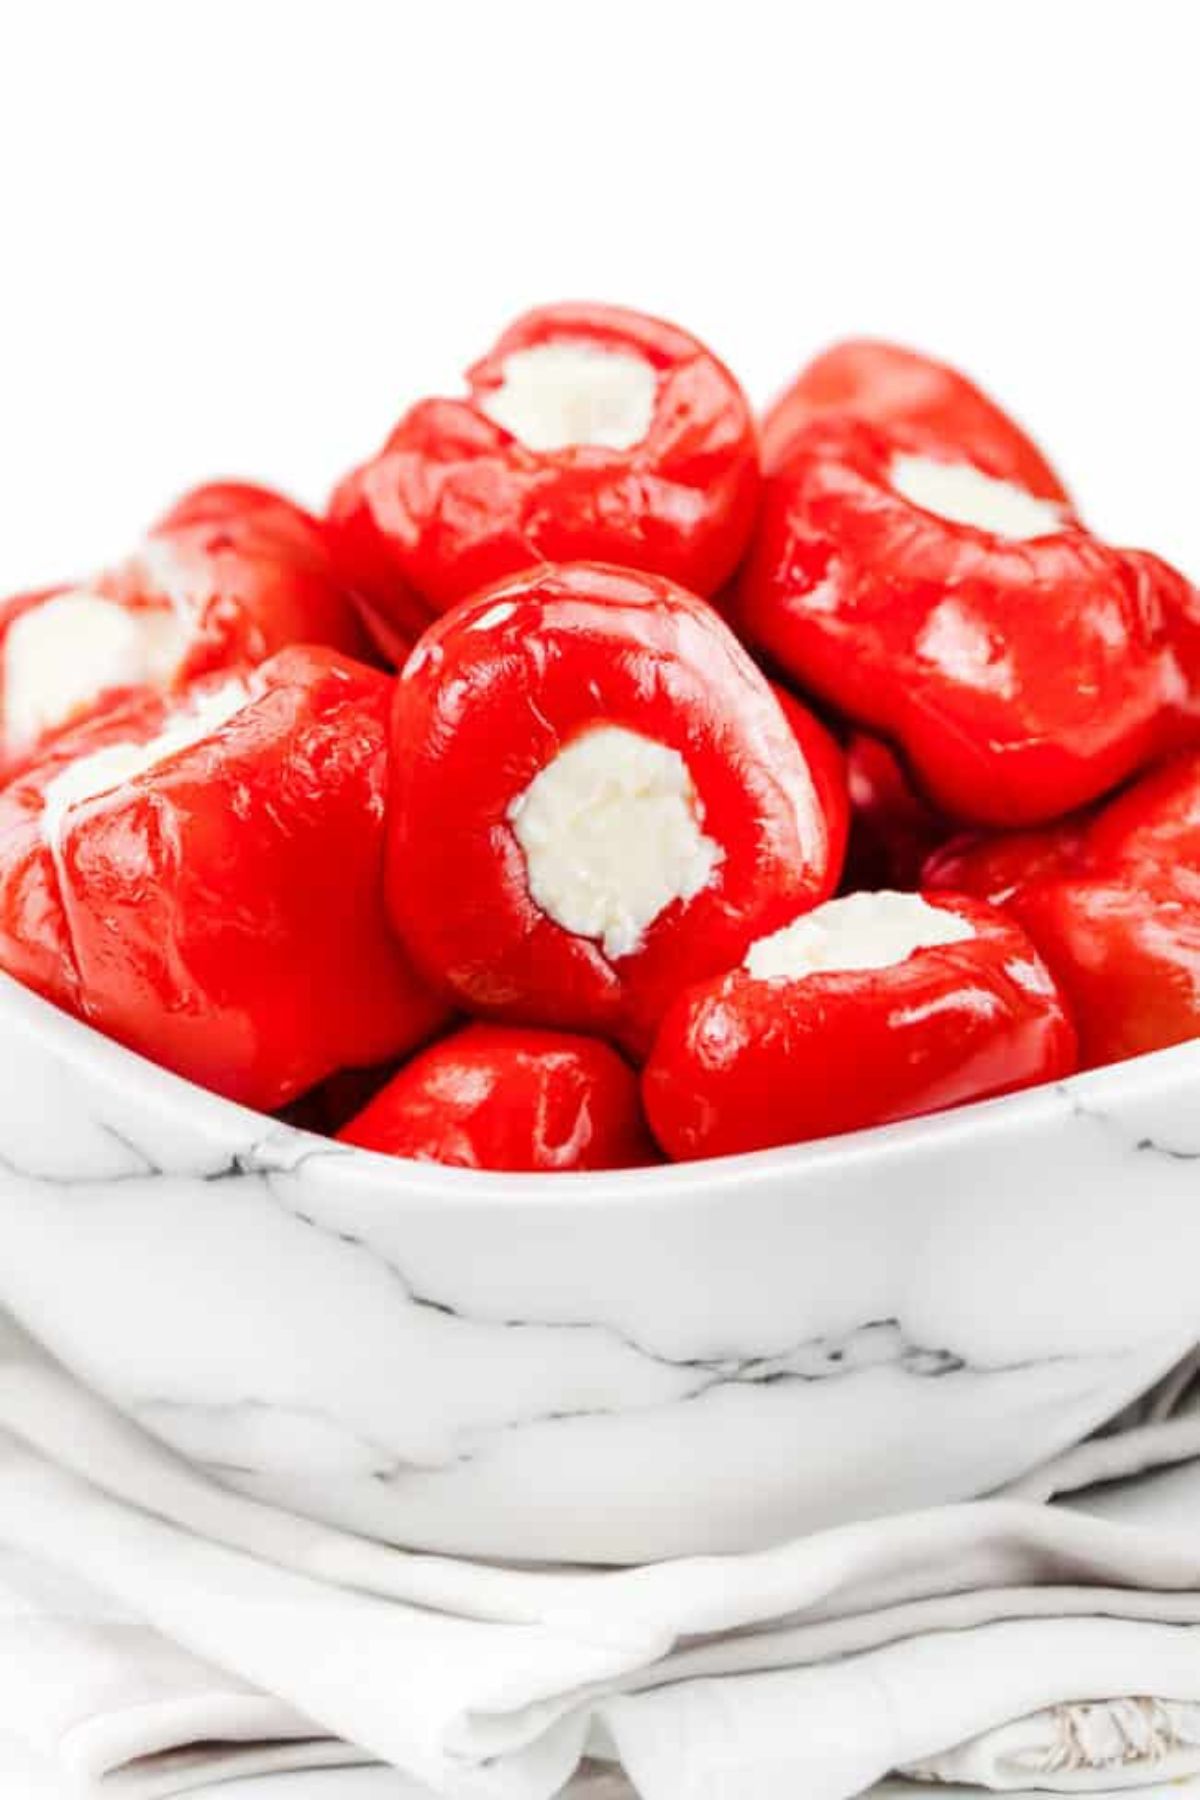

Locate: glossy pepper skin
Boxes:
[770,685,850,898]
[338,1023,655,1172]
[1007,868,1200,1070]
[738,415,1200,826]
[642,894,1077,1160]
[135,480,370,657]
[328,303,761,625]
[760,338,1069,501]
[0,482,368,780]
[923,748,1200,905]
[387,562,840,1056]
[923,818,1091,907]
[842,732,952,892]
[1085,747,1200,874]
[0,647,446,1111]
[925,749,1200,1068]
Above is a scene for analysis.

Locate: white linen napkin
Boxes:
[3,1312,1200,1800]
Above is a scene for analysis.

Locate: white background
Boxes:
[0,5,1197,1796]
[0,1,1197,597]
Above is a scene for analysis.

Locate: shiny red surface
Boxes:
[842,731,952,891]
[923,750,1200,1066]
[136,480,369,661]
[1086,747,1200,874]
[923,818,1091,906]
[0,482,368,779]
[761,338,1069,501]
[923,751,1200,905]
[770,685,849,898]
[339,1023,655,1172]
[0,648,446,1110]
[738,416,1200,826]
[328,303,761,626]
[0,700,154,1017]
[387,562,839,1057]
[1010,868,1200,1069]
[642,894,1078,1160]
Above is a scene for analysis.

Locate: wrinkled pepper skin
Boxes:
[110,481,372,677]
[328,303,761,626]
[738,416,1200,826]
[925,749,1200,1068]
[338,1023,655,1172]
[842,732,952,892]
[387,562,840,1056]
[1008,869,1200,1070]
[0,482,368,779]
[0,648,446,1110]
[642,895,1077,1160]
[923,818,1091,907]
[923,748,1200,904]
[1085,747,1200,874]
[135,480,370,658]
[761,338,1069,501]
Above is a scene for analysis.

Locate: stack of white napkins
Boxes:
[2,1309,1200,1800]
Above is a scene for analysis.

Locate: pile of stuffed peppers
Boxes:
[1,307,1197,1170]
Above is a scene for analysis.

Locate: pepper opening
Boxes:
[479,340,659,453]
[890,453,1066,541]
[507,724,722,959]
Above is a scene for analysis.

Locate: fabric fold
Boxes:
[3,1319,1200,1797]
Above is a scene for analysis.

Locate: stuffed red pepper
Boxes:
[0,481,367,780]
[760,337,1069,500]
[0,647,445,1110]
[387,562,842,1055]
[738,416,1200,825]
[643,890,1077,1159]
[329,303,760,626]
[924,748,1200,1067]
[1007,867,1200,1070]
[926,748,1200,902]
[338,1023,655,1171]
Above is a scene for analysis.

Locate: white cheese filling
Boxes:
[4,590,195,762]
[40,677,252,856]
[890,453,1065,541]
[745,890,975,982]
[508,725,722,960]
[479,341,659,452]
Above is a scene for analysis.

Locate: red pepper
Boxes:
[1085,746,1200,874]
[328,303,761,627]
[770,684,850,897]
[138,481,370,660]
[923,818,1090,906]
[924,748,1200,1068]
[338,1023,655,1171]
[842,731,952,891]
[1007,868,1200,1069]
[0,647,446,1110]
[0,482,368,780]
[737,415,1200,825]
[760,338,1069,501]
[924,748,1200,905]
[642,891,1077,1160]
[387,562,841,1056]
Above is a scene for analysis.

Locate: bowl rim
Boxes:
[4,967,1199,1206]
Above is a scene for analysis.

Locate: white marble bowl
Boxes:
[1,969,1199,1564]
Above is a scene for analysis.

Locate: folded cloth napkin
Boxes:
[3,1312,1200,1800]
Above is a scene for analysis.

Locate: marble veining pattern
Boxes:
[1,971,1199,1562]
